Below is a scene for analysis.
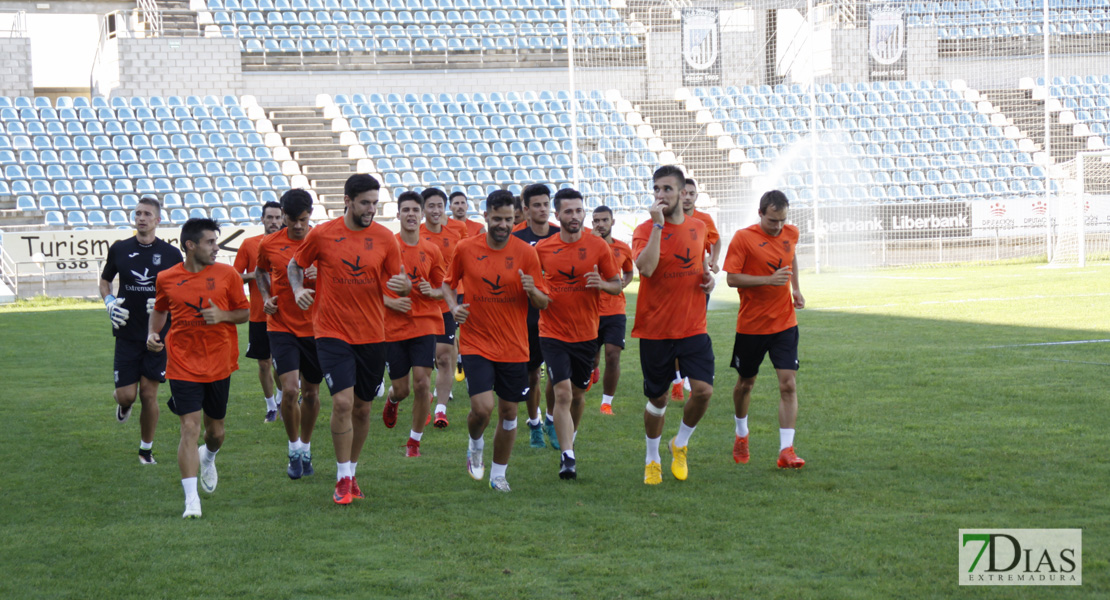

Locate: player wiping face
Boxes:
[652,176,683,219]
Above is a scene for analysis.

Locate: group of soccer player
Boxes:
[99,164,807,518]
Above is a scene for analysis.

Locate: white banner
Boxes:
[970,196,1110,236]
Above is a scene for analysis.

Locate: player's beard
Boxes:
[594,225,610,239]
[663,200,681,217]
[489,224,510,244]
[562,220,581,234]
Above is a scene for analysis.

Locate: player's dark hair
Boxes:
[397,190,425,209]
[685,178,697,188]
[521,183,551,207]
[487,189,516,213]
[593,205,613,218]
[280,189,313,218]
[344,173,380,199]
[137,196,161,211]
[262,201,282,215]
[448,191,467,201]
[421,187,447,203]
[759,190,790,214]
[512,195,522,211]
[180,218,219,252]
[652,165,686,188]
[552,187,583,211]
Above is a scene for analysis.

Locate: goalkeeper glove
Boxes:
[105,295,130,329]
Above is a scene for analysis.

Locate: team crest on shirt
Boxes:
[783,240,791,252]
[418,250,426,264]
[364,239,374,250]
[505,256,514,270]
[689,228,698,241]
[206,278,215,290]
[152,253,162,266]
[578,248,587,261]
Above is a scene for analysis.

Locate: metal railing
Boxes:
[0,10,27,39]
[138,0,164,37]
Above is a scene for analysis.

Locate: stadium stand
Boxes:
[906,0,1110,48]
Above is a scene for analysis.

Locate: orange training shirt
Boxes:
[630,217,709,340]
[723,223,801,335]
[535,233,620,343]
[256,228,315,338]
[598,238,634,317]
[233,234,265,322]
[384,234,446,342]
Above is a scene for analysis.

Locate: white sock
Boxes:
[410,429,423,442]
[645,435,661,464]
[350,462,358,477]
[674,421,696,448]
[469,435,484,452]
[573,430,578,443]
[683,377,691,391]
[201,445,218,466]
[265,395,277,410]
[288,440,298,454]
[563,449,575,461]
[490,462,507,480]
[527,417,541,427]
[735,416,749,438]
[182,477,199,504]
[780,428,795,451]
[601,394,613,406]
[435,403,447,414]
[139,440,153,451]
[302,441,310,455]
[337,461,350,480]
[544,413,554,425]
[673,370,682,384]
[275,389,283,404]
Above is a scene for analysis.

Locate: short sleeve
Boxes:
[445,244,464,289]
[154,271,171,312]
[428,245,445,288]
[598,241,620,281]
[227,269,250,310]
[524,245,548,294]
[293,227,320,270]
[100,242,118,281]
[722,231,747,274]
[233,240,252,274]
[255,237,271,272]
[631,222,650,259]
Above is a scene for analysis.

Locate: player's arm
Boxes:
[288,257,315,309]
[383,293,412,312]
[147,281,168,351]
[727,269,791,288]
[233,244,255,282]
[635,224,663,277]
[256,267,278,314]
[98,277,113,301]
[709,240,722,273]
[790,254,805,309]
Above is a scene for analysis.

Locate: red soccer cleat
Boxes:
[733,435,750,464]
[591,367,600,385]
[777,446,805,469]
[406,438,421,457]
[599,403,613,415]
[350,476,365,499]
[425,412,432,426]
[333,477,353,505]
[433,411,449,429]
[670,382,685,402]
[382,399,398,429]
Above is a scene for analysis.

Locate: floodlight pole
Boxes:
[1076,152,1087,267]
[567,0,581,189]
[1043,0,1053,262]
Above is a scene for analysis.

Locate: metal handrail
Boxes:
[138,0,164,37]
[0,245,20,297]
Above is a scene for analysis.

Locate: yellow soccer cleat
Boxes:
[455,363,465,382]
[644,461,662,485]
[669,438,688,481]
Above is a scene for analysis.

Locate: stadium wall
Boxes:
[0,37,33,97]
[92,37,242,98]
[645,28,765,100]
[798,26,939,85]
[941,53,1110,89]
[240,67,647,106]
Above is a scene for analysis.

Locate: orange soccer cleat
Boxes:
[733,435,750,464]
[777,446,805,469]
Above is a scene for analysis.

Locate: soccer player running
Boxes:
[535,189,621,479]
[511,183,561,449]
[255,190,324,479]
[233,200,284,422]
[723,190,806,469]
[420,187,470,428]
[667,178,723,402]
[147,218,249,518]
[381,192,446,457]
[99,197,183,465]
[288,174,411,505]
[591,205,635,415]
[632,165,717,485]
[449,190,485,236]
[445,190,549,492]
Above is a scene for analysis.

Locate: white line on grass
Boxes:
[813,292,1110,311]
[985,339,1110,349]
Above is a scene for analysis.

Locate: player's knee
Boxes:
[301,389,318,404]
[778,379,797,396]
[413,379,430,397]
[605,349,621,365]
[500,418,517,431]
[645,400,666,417]
[736,377,757,394]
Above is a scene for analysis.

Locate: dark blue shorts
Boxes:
[436,310,457,345]
[638,334,715,399]
[269,331,323,384]
[315,337,386,402]
[245,320,271,360]
[540,337,597,390]
[597,314,627,349]
[167,377,231,420]
[526,321,544,371]
[387,334,437,380]
[731,326,800,378]
[113,337,167,388]
[461,354,529,402]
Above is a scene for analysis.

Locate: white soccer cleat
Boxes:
[115,403,132,423]
[182,497,202,519]
[466,447,484,481]
[198,446,218,493]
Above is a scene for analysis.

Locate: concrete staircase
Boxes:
[636,99,738,206]
[147,0,201,37]
[266,106,359,216]
[981,88,1079,164]
[0,196,47,232]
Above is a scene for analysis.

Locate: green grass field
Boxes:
[1,263,1107,599]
